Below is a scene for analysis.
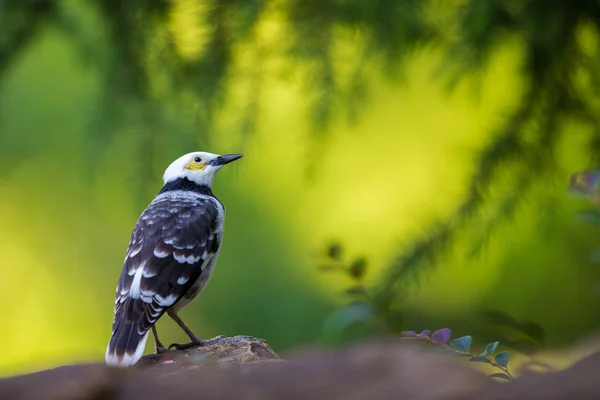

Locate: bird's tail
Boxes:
[105,321,149,367]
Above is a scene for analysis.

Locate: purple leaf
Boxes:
[418,330,431,337]
[401,331,417,337]
[431,328,451,344]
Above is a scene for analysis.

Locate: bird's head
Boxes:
[163,151,243,187]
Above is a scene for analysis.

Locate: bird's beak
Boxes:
[210,154,243,166]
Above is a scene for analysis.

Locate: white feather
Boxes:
[142,268,158,278]
[162,151,223,187]
[173,253,201,264]
[153,247,170,258]
[105,331,149,368]
[154,293,178,306]
[128,242,142,258]
[177,275,190,285]
[140,294,153,303]
[129,267,144,299]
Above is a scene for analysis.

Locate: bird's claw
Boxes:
[168,341,205,351]
[155,345,168,354]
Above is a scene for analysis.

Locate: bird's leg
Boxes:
[167,310,205,350]
[152,325,167,353]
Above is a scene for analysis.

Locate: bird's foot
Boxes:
[155,344,168,354]
[168,340,205,351]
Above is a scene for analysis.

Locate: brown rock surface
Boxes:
[1,336,599,400]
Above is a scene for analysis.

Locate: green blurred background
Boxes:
[2,0,600,376]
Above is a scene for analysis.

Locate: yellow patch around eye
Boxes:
[185,160,206,170]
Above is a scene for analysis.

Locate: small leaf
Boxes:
[345,286,368,297]
[401,331,417,337]
[431,328,452,344]
[418,330,431,337]
[489,373,511,381]
[449,336,472,353]
[483,341,499,356]
[321,303,372,336]
[349,258,367,280]
[328,243,342,260]
[318,265,340,272]
[518,321,545,343]
[470,355,492,364]
[494,351,510,367]
[577,210,600,225]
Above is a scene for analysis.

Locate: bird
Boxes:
[105,151,243,367]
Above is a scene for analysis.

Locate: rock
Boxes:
[139,335,283,376]
[0,335,281,400]
[2,336,600,399]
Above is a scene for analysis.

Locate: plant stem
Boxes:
[401,336,514,380]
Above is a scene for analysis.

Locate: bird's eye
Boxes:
[194,157,202,163]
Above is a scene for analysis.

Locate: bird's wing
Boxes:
[111,194,222,336]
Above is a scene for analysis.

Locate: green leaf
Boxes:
[494,351,510,367]
[328,243,342,260]
[470,355,492,364]
[489,373,511,381]
[449,335,472,353]
[318,265,340,272]
[483,341,499,356]
[349,258,367,280]
[321,303,372,336]
[577,209,600,225]
[345,285,368,297]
